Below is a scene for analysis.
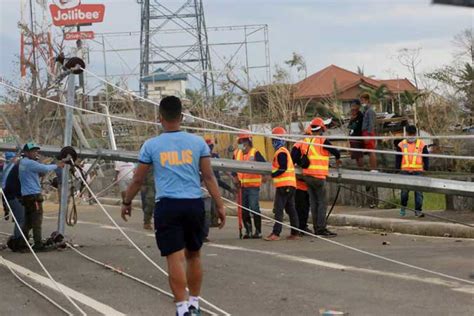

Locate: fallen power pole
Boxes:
[0,144,473,197]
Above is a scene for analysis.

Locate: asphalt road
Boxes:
[0,204,473,315]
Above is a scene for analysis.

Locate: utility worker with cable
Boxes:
[121,96,226,316]
[19,143,65,251]
[293,118,341,237]
[396,125,429,217]
[233,133,266,239]
[264,127,300,241]
[291,126,312,235]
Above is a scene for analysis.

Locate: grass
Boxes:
[383,192,446,211]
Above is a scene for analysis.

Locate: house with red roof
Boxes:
[294,64,418,116]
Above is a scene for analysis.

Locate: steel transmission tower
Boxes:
[137,0,215,100]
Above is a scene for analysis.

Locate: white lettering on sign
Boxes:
[49,4,105,26]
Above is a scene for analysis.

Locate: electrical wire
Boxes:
[0,189,87,315]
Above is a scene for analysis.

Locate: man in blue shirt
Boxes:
[121,96,226,316]
[2,152,25,242]
[19,143,64,250]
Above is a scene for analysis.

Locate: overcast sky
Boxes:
[0,0,472,92]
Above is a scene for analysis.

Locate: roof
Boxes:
[295,65,417,99]
[379,79,417,93]
[141,68,188,83]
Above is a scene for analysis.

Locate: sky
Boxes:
[0,0,472,93]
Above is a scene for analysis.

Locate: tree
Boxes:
[284,52,307,79]
[360,84,391,111]
[397,48,422,88]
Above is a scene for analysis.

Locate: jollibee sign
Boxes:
[50,3,105,26]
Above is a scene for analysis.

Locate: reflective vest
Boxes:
[235,148,262,188]
[301,137,329,179]
[296,179,308,191]
[398,139,425,172]
[272,147,296,188]
[292,142,308,190]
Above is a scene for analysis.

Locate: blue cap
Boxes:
[4,152,16,161]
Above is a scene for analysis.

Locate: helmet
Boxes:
[271,127,286,135]
[4,152,16,161]
[310,117,326,132]
[238,133,252,141]
[205,138,214,145]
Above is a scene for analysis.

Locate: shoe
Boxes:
[143,223,153,230]
[264,233,280,241]
[188,306,201,316]
[369,204,376,209]
[315,229,337,237]
[32,242,47,252]
[242,234,251,239]
[400,208,406,217]
[252,232,262,239]
[299,227,313,237]
[286,234,301,241]
[370,170,379,173]
[203,237,211,243]
[415,211,424,218]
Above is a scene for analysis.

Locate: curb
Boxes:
[98,197,474,239]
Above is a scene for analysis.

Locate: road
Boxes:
[0,203,473,315]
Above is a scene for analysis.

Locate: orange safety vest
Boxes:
[272,147,296,188]
[301,137,329,180]
[235,148,262,188]
[398,139,425,172]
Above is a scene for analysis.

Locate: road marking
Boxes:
[208,243,474,295]
[0,256,126,315]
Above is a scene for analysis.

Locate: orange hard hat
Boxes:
[271,127,287,135]
[310,117,326,132]
[205,138,214,145]
[238,133,252,141]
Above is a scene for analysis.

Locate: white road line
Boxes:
[0,256,126,316]
[208,243,474,295]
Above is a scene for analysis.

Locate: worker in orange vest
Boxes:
[293,118,341,237]
[233,133,266,239]
[264,127,300,241]
[396,125,429,217]
[291,126,312,235]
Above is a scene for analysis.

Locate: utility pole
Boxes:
[58,74,75,235]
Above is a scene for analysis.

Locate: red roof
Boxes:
[295,65,417,99]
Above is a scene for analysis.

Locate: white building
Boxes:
[141,68,188,101]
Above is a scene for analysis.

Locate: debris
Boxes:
[382,241,391,245]
[380,232,387,236]
[469,273,474,279]
[454,240,462,242]
[443,233,452,237]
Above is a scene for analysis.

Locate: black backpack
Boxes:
[300,139,313,169]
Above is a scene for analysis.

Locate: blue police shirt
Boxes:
[139,131,210,200]
[19,158,58,196]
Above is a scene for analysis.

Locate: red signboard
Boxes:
[50,4,105,26]
[64,31,95,41]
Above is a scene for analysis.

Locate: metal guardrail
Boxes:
[1,143,473,197]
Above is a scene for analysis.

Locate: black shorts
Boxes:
[154,198,205,257]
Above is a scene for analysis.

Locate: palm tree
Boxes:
[360,84,391,112]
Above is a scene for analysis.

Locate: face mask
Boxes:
[272,139,285,149]
[237,144,245,151]
[407,137,416,143]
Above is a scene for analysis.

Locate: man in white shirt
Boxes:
[114,161,135,200]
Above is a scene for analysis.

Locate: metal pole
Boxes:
[58,74,75,235]
[101,104,117,150]
[244,26,252,127]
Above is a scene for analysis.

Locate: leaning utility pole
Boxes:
[58,74,75,235]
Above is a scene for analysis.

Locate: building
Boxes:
[141,68,188,101]
[295,64,418,115]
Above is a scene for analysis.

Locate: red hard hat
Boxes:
[271,127,286,135]
[238,133,252,141]
[310,117,326,131]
